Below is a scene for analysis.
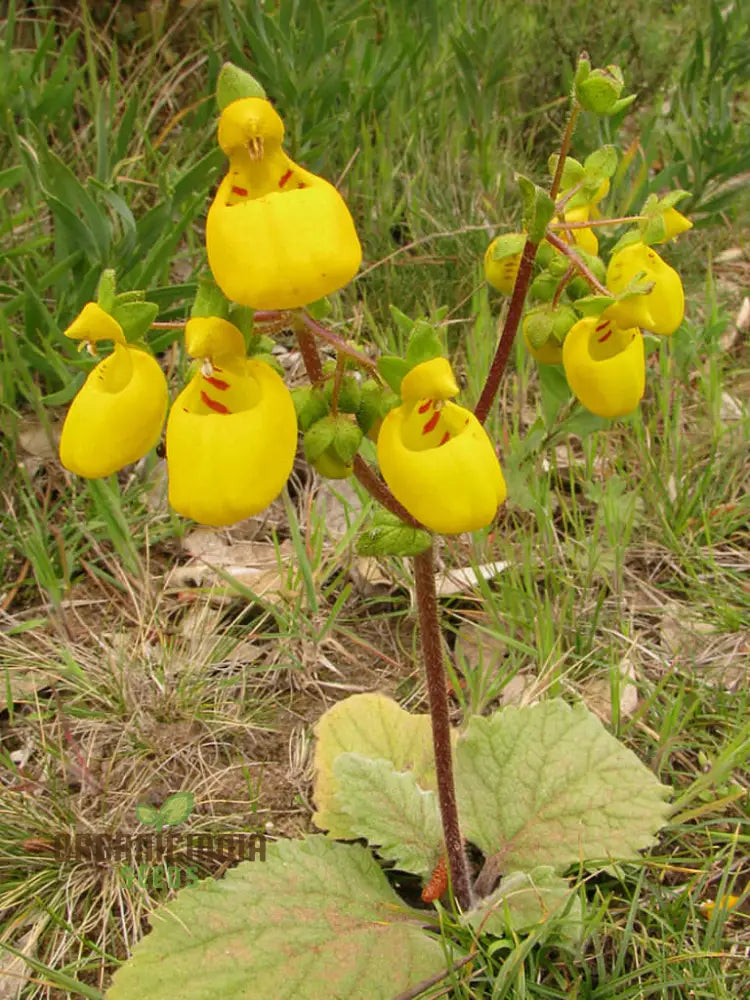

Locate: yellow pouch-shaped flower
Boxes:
[206,98,362,309]
[166,316,297,526]
[606,242,684,335]
[562,314,645,418]
[377,358,506,534]
[59,303,168,478]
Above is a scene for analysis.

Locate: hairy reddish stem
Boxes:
[413,545,473,911]
[474,237,538,425]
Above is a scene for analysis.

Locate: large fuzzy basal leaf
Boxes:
[464,867,583,950]
[313,693,442,837]
[455,700,671,872]
[108,836,449,1000]
[334,754,443,877]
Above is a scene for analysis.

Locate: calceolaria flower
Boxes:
[562,314,645,418]
[59,303,168,478]
[606,241,684,336]
[166,316,297,526]
[484,232,525,295]
[376,357,506,534]
[206,98,362,309]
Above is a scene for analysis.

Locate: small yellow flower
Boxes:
[166,316,297,526]
[206,98,362,309]
[606,241,684,335]
[655,206,692,242]
[562,314,645,417]
[484,233,524,294]
[556,179,609,257]
[376,358,506,534]
[59,303,168,478]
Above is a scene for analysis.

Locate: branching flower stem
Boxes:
[545,231,610,294]
[293,316,472,910]
[413,545,474,911]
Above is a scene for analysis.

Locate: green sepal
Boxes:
[488,232,526,260]
[573,53,592,89]
[547,155,584,191]
[331,416,363,465]
[192,275,230,319]
[324,375,362,414]
[658,189,690,210]
[607,94,637,116]
[303,415,337,463]
[377,355,410,395]
[357,510,432,557]
[549,304,578,344]
[216,62,266,110]
[524,308,555,350]
[528,272,559,302]
[566,276,594,301]
[96,269,117,313]
[228,305,254,339]
[547,254,572,278]
[640,213,667,246]
[110,300,158,341]
[535,243,555,269]
[575,248,606,282]
[518,174,555,244]
[306,297,332,321]
[573,295,615,317]
[616,272,655,302]
[576,64,627,115]
[247,334,276,357]
[609,229,643,256]
[292,387,329,431]
[405,322,443,368]
[356,380,382,434]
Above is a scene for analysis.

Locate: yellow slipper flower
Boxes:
[59,303,168,478]
[206,98,362,309]
[166,316,297,526]
[562,314,645,418]
[376,358,506,534]
[606,241,684,335]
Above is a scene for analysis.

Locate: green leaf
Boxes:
[464,867,583,948]
[548,155,584,191]
[640,213,667,246]
[455,700,671,872]
[583,145,618,183]
[191,275,230,319]
[110,301,158,341]
[107,837,450,1000]
[405,322,442,368]
[388,304,415,339]
[135,804,160,827]
[216,62,266,109]
[357,510,432,557]
[377,355,410,395]
[158,791,195,827]
[334,755,443,877]
[517,175,554,244]
[574,295,616,317]
[306,296,332,321]
[313,693,443,838]
[488,232,526,260]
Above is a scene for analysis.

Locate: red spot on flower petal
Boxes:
[231,186,248,197]
[200,390,230,414]
[598,329,613,342]
[595,320,610,332]
[418,399,433,414]
[204,376,229,390]
[439,431,451,446]
[423,411,440,434]
[279,169,293,188]
[297,182,306,188]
